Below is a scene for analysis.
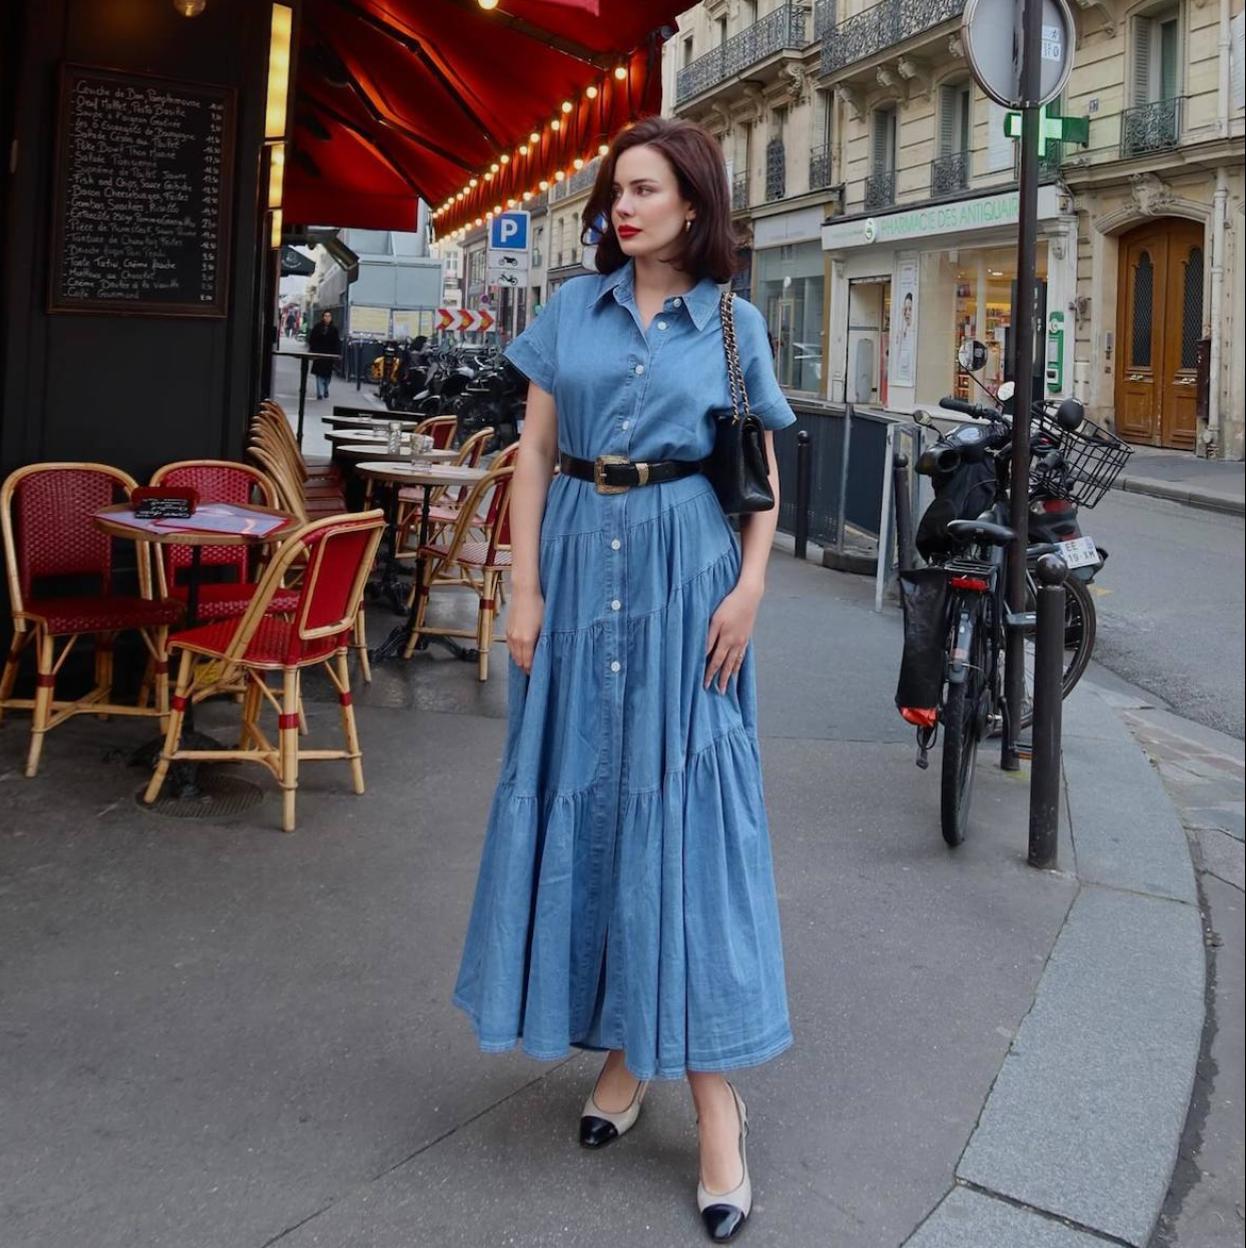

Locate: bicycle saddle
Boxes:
[946,519,1016,546]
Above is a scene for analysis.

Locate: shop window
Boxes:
[756,242,825,394]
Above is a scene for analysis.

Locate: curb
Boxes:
[1115,475,1245,517]
[905,686,1207,1246]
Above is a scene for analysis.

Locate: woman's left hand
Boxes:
[704,583,762,694]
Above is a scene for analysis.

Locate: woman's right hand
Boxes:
[506,586,545,674]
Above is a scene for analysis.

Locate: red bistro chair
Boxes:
[143,510,385,833]
[0,462,180,776]
[402,466,514,679]
[149,460,302,623]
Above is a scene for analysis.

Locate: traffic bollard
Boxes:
[1028,553,1068,869]
[892,452,915,573]
[794,430,811,561]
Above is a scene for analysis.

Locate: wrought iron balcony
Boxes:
[765,139,786,202]
[813,0,838,40]
[1120,97,1182,158]
[1012,141,1063,183]
[732,172,750,212]
[676,3,808,104]
[569,158,601,195]
[864,170,895,211]
[930,150,969,197]
[822,0,966,77]
[809,144,832,190]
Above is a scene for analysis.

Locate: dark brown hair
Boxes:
[583,116,739,285]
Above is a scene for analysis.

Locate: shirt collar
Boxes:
[592,259,722,331]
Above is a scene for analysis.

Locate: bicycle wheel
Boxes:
[1017,574,1097,731]
[940,604,986,847]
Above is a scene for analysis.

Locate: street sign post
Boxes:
[487,212,531,342]
[963,0,1076,772]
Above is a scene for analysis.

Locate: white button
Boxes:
[634,363,645,375]
[673,297,682,307]
[657,321,668,331]
[610,538,621,550]
[611,599,621,611]
[621,420,631,430]
[610,661,621,673]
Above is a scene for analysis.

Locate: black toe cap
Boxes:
[700,1203,746,1241]
[579,1116,620,1148]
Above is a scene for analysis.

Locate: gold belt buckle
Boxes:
[594,454,632,494]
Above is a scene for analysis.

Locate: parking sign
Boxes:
[489,211,530,252]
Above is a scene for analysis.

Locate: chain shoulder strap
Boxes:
[719,290,751,426]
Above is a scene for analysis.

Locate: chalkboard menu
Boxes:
[50,66,236,317]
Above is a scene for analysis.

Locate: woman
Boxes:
[452,116,794,1242]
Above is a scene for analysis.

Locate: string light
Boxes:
[561,100,573,114]
[551,118,561,132]
[614,64,627,80]
[573,157,584,170]
[586,85,599,99]
[519,144,528,156]
[554,170,565,181]
[477,0,499,9]
[539,179,549,190]
[599,143,609,156]
[529,131,540,144]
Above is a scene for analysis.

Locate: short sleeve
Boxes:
[734,298,797,431]
[503,285,562,393]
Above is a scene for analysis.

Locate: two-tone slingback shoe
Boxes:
[696,1081,751,1242]
[579,1072,649,1148]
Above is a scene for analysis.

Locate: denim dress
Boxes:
[451,259,796,1081]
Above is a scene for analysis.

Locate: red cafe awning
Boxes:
[285,0,684,235]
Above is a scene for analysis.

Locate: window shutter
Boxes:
[872,112,889,172]
[1132,17,1154,106]
[938,84,957,155]
[987,100,1013,171]
[958,87,972,153]
[1233,12,1245,109]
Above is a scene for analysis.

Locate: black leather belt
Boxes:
[559,452,704,495]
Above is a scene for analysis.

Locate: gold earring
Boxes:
[684,219,693,232]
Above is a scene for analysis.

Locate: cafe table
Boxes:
[353,461,489,661]
[323,414,420,431]
[273,350,340,447]
[94,500,297,794]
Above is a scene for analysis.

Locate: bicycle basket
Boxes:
[1029,410,1134,508]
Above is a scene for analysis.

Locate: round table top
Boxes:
[324,428,393,442]
[324,414,419,430]
[94,501,297,547]
[354,461,490,487]
[336,445,459,462]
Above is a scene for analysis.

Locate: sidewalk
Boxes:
[1115,446,1245,516]
[0,543,1206,1246]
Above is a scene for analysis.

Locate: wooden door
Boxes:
[1116,219,1206,449]
[1159,221,1203,449]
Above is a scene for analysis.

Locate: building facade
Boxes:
[665,0,1244,456]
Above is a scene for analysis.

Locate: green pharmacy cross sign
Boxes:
[1004,104,1090,153]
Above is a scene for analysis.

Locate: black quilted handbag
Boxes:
[703,291,775,515]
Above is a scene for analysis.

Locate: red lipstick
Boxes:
[616,225,641,238]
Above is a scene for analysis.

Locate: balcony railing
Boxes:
[813,0,838,39]
[930,150,969,197]
[569,158,601,195]
[732,171,750,212]
[809,144,832,190]
[1012,141,1063,182]
[864,170,895,210]
[765,138,786,202]
[822,0,966,76]
[676,3,807,104]
[1120,97,1182,158]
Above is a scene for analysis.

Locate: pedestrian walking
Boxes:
[308,309,340,399]
[452,116,795,1242]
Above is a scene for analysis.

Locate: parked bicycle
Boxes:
[896,342,1133,846]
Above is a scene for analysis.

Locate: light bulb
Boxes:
[586,85,599,100]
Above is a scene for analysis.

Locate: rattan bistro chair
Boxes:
[143,510,386,833]
[402,466,514,679]
[1,463,180,776]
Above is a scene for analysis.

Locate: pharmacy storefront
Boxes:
[821,185,1078,412]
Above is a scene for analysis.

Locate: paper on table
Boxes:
[151,503,290,538]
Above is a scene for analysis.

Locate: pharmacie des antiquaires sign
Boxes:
[822,185,1062,251]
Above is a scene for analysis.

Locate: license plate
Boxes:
[1056,536,1099,569]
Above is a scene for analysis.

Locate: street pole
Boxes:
[1003,0,1044,772]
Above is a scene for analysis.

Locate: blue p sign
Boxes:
[490,211,530,251]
